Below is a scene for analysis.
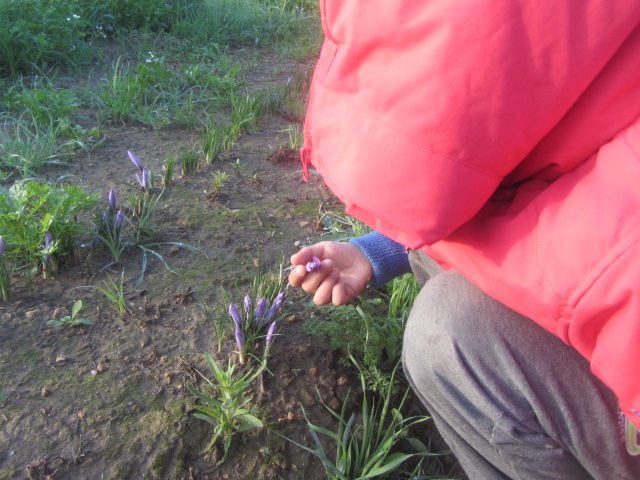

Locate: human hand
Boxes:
[288,241,373,306]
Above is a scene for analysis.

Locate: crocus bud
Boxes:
[136,170,150,190]
[43,232,53,265]
[305,256,322,273]
[273,291,286,310]
[229,303,242,330]
[234,324,245,363]
[115,209,124,232]
[128,150,144,172]
[0,236,4,258]
[253,298,267,328]
[265,321,277,352]
[108,189,116,213]
[243,294,252,320]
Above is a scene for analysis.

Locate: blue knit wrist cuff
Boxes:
[349,232,412,288]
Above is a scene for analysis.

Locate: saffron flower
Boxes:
[243,294,252,320]
[229,303,243,330]
[115,209,124,232]
[264,321,277,354]
[43,232,53,266]
[253,298,268,328]
[136,169,150,190]
[128,150,144,172]
[305,256,322,273]
[264,291,286,326]
[108,189,116,213]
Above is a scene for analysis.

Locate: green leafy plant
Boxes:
[0,180,99,285]
[229,158,244,176]
[282,359,433,480]
[188,353,266,464]
[303,274,418,394]
[47,299,93,327]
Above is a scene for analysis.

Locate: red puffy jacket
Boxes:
[301,1,640,428]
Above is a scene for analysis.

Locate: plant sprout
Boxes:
[47,299,93,327]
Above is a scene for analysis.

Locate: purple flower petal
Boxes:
[115,209,124,232]
[243,294,252,320]
[305,256,322,273]
[265,321,277,351]
[108,189,116,212]
[229,303,242,330]
[253,297,267,328]
[234,324,245,352]
[128,150,144,172]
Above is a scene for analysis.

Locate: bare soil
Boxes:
[0,50,460,480]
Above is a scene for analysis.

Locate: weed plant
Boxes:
[303,274,419,395]
[0,180,99,284]
[47,299,93,327]
[188,353,266,464]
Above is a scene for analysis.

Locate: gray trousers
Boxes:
[403,250,640,480]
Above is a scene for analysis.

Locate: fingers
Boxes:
[290,244,327,267]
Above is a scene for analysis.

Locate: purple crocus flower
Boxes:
[273,291,286,310]
[43,232,53,265]
[108,189,116,213]
[265,321,277,350]
[128,150,144,172]
[115,209,124,232]
[253,297,267,328]
[136,169,150,190]
[0,236,4,258]
[264,291,286,326]
[243,294,252,320]
[305,256,322,273]
[229,303,243,330]
[234,323,245,363]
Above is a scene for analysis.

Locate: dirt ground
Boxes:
[0,51,462,480]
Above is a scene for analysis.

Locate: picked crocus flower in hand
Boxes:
[305,256,322,273]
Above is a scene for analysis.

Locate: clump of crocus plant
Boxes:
[0,237,10,302]
[229,291,286,363]
[92,189,127,263]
